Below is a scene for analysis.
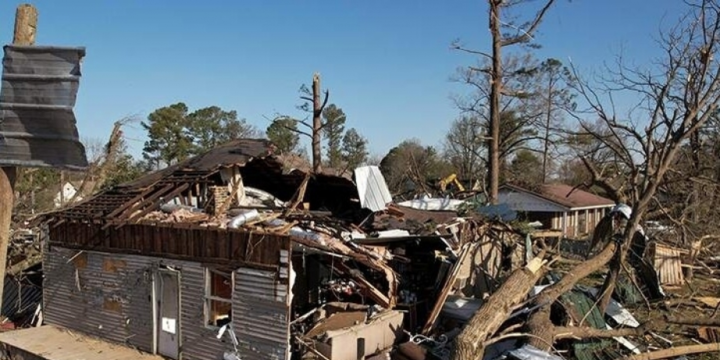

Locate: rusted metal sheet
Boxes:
[651,243,685,286]
[49,222,290,267]
[0,45,88,170]
[234,267,290,360]
[43,246,236,360]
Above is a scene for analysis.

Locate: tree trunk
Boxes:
[12,4,37,46]
[0,3,38,315]
[620,343,720,360]
[451,256,547,360]
[527,241,617,349]
[312,73,322,173]
[666,315,720,327]
[488,0,502,204]
[597,242,623,312]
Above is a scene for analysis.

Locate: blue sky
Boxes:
[0,1,688,159]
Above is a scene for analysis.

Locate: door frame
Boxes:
[153,267,182,358]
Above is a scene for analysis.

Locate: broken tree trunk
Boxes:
[526,240,617,350]
[312,73,322,173]
[0,3,38,315]
[598,242,624,312]
[620,343,720,360]
[451,255,547,360]
[666,315,720,327]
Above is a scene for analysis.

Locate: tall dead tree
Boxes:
[0,4,37,313]
[274,73,330,173]
[454,0,556,204]
[301,73,330,173]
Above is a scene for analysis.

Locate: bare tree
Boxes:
[452,54,545,183]
[272,73,330,173]
[529,58,575,182]
[533,0,720,348]
[452,1,720,358]
[453,0,556,204]
[305,73,330,172]
[443,115,486,182]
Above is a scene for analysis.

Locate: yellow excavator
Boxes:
[438,173,465,193]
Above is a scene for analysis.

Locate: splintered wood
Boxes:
[452,256,547,359]
[650,243,684,286]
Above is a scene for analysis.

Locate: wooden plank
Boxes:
[125,183,190,223]
[334,261,391,308]
[105,187,157,218]
[422,242,476,335]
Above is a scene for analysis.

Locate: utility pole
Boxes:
[0,4,38,312]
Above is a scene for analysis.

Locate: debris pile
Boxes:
[0,228,42,330]
[28,139,720,359]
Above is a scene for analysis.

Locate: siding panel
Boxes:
[43,246,239,360]
[234,267,290,360]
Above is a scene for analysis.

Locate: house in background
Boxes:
[53,182,80,208]
[498,183,616,238]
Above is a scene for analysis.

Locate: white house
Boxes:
[498,183,616,238]
[54,182,82,208]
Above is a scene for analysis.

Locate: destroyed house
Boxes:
[4,139,363,360]
[0,139,526,360]
[499,183,615,238]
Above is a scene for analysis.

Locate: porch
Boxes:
[0,325,163,360]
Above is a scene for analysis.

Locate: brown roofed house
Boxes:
[498,183,616,238]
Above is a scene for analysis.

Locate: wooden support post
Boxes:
[0,3,38,314]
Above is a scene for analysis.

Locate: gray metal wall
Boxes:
[233,249,291,360]
[43,246,289,360]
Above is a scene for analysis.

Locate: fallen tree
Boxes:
[451,255,548,358]
[620,343,720,360]
[450,1,720,359]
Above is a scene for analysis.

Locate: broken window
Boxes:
[205,268,233,327]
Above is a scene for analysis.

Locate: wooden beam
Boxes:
[114,183,175,221]
[334,261,391,308]
[125,183,190,223]
[422,242,475,335]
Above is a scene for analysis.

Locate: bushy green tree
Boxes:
[142,102,192,167]
[266,117,300,154]
[142,103,258,167]
[322,104,346,168]
[341,128,368,170]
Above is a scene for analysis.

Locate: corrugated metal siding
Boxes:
[0,45,87,170]
[179,265,235,360]
[43,247,235,360]
[43,248,149,347]
[2,276,42,318]
[234,266,289,360]
[354,166,392,212]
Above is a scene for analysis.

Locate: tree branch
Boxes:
[500,0,557,47]
[620,343,720,360]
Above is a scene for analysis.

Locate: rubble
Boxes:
[5,139,720,360]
